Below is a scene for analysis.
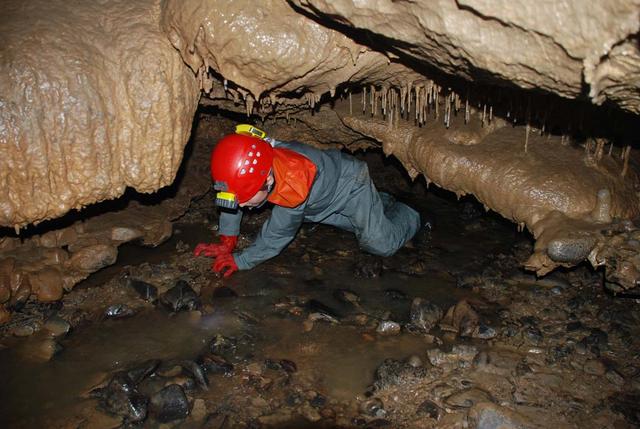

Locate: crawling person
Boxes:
[194,125,422,277]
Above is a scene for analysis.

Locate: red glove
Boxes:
[213,253,238,278]
[194,235,238,258]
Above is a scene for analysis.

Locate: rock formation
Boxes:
[1,0,640,314]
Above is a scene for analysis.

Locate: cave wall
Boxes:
[0,0,200,229]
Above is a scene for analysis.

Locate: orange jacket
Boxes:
[267,148,317,208]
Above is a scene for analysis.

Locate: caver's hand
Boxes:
[194,235,238,258]
[213,253,239,278]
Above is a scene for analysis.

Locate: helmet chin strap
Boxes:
[249,171,274,210]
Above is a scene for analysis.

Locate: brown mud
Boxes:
[0,138,639,428]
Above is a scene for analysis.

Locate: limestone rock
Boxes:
[0,0,199,228]
[67,245,117,272]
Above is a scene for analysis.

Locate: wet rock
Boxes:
[12,323,37,337]
[373,358,427,390]
[427,345,478,367]
[360,397,386,417]
[583,359,606,375]
[523,326,543,344]
[438,411,467,428]
[165,375,197,391]
[29,268,63,302]
[20,337,62,362]
[333,288,361,307]
[445,388,493,408]
[354,255,383,278]
[376,320,401,336]
[406,355,423,368]
[190,398,208,422]
[149,384,190,423]
[258,410,294,426]
[105,303,136,319]
[160,280,200,312]
[606,369,626,387]
[409,297,443,332]
[94,372,148,422]
[264,358,297,373]
[110,226,143,242]
[127,359,160,384]
[472,323,497,340]
[198,353,234,376]
[306,299,341,321]
[547,236,596,264]
[67,244,117,272]
[439,300,479,337]
[209,334,237,358]
[43,315,70,337]
[128,278,158,302]
[180,360,208,390]
[468,402,531,429]
[416,399,441,420]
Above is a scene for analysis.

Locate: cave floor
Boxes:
[1,153,640,429]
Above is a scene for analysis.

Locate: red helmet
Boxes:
[210,133,274,204]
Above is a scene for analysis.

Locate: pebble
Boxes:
[128,278,158,302]
[583,359,606,376]
[149,384,190,423]
[43,315,71,338]
[160,280,200,312]
[376,320,401,336]
[468,402,531,429]
[445,388,493,408]
[427,345,478,367]
[606,369,625,387]
[105,303,136,319]
[416,399,441,419]
[406,355,423,368]
[473,323,497,340]
[333,288,361,306]
[299,403,322,422]
[190,398,208,422]
[360,398,386,417]
[68,244,117,272]
[439,300,479,337]
[409,297,443,332]
[12,324,36,337]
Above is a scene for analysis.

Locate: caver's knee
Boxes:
[359,238,400,258]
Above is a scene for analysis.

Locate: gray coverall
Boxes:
[218,140,421,270]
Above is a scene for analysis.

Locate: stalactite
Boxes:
[465,98,469,124]
[362,86,367,114]
[622,146,631,177]
[246,95,254,117]
[349,91,352,115]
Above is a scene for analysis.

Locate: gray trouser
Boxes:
[321,165,421,257]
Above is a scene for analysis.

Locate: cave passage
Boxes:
[1,115,639,428]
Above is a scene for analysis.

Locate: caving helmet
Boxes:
[210,128,274,210]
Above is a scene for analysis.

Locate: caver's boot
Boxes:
[411,210,435,249]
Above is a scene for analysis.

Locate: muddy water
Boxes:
[0,155,523,428]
